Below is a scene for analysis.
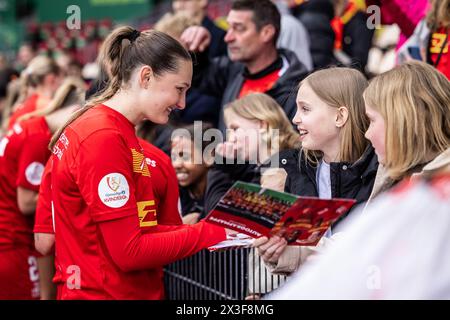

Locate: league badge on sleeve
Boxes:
[25,162,45,186]
[98,173,130,208]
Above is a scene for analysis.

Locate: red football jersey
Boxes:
[0,116,51,251]
[138,138,182,225]
[50,105,224,300]
[8,94,39,130]
[33,139,183,288]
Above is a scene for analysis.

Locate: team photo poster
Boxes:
[205,182,356,246]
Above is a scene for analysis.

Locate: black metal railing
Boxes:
[164,248,287,300]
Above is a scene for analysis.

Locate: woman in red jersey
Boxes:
[34,137,183,299]
[6,56,62,130]
[0,77,85,299]
[47,26,227,300]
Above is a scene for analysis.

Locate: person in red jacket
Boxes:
[45,26,227,300]
[0,77,84,299]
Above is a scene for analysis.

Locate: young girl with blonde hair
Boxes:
[364,60,450,199]
[254,67,378,279]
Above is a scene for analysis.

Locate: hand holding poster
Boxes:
[205,181,355,248]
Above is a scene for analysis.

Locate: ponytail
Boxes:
[49,25,191,149]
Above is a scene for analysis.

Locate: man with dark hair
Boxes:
[181,0,308,132]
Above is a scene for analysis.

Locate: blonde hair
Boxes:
[426,0,450,29]
[363,61,450,180]
[16,76,85,123]
[223,93,300,152]
[4,56,60,126]
[154,12,198,39]
[22,55,60,89]
[299,67,370,163]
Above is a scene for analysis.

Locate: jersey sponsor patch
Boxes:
[145,157,157,168]
[137,200,157,227]
[131,148,151,177]
[25,162,45,186]
[98,173,130,208]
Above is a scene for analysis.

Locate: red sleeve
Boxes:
[75,130,139,223]
[98,217,226,272]
[158,162,182,225]
[34,159,54,234]
[16,134,50,192]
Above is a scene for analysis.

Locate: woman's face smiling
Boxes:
[137,58,192,124]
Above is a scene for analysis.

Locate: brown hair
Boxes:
[50,26,192,149]
[299,67,370,164]
[363,61,450,180]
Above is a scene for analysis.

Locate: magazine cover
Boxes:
[205,181,356,247]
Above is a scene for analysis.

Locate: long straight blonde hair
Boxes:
[363,61,450,180]
[299,67,370,164]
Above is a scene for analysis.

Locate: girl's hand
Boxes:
[253,236,288,264]
[182,212,201,225]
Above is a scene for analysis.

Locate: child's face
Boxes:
[364,104,386,164]
[225,110,263,161]
[171,137,208,188]
[293,84,341,156]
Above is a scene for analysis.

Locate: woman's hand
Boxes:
[253,236,288,264]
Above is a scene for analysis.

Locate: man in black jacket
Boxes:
[292,0,338,69]
[181,0,309,132]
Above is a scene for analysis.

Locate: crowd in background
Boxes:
[0,0,449,300]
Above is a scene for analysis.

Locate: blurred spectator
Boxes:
[15,43,37,72]
[425,0,449,79]
[274,0,313,70]
[54,50,83,78]
[331,0,375,72]
[181,0,309,132]
[366,0,429,49]
[0,54,7,70]
[291,0,338,69]
[366,25,400,75]
[172,0,227,58]
[171,123,214,224]
[155,12,222,126]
